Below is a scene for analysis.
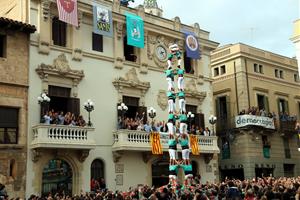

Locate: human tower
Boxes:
[165,44,193,188]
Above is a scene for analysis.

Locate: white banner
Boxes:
[235,115,275,129]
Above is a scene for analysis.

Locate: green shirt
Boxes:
[179,114,187,122]
[167,91,176,99]
[177,68,185,75]
[180,139,189,146]
[177,91,185,98]
[169,165,178,172]
[165,69,174,78]
[168,139,177,146]
[182,164,192,172]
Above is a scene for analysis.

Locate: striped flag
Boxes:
[150,132,162,155]
[56,0,78,27]
[189,134,200,155]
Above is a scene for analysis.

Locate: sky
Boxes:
[130,0,299,58]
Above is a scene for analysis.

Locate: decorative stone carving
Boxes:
[147,35,157,60]
[36,53,84,96]
[185,79,206,105]
[193,23,200,37]
[76,10,83,29]
[173,16,181,31]
[137,5,145,19]
[72,48,83,61]
[116,22,124,40]
[157,90,167,111]
[113,0,121,12]
[41,0,51,21]
[77,150,90,162]
[113,68,150,105]
[113,151,123,163]
[114,57,124,70]
[31,149,41,162]
[38,40,50,55]
[140,63,148,74]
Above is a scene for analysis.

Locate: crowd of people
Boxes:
[239,107,298,122]
[117,112,212,136]
[42,110,86,127]
[3,176,300,200]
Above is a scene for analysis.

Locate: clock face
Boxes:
[155,45,167,61]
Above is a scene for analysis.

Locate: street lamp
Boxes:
[147,107,156,122]
[84,99,95,127]
[117,103,128,129]
[37,93,51,123]
[187,111,195,133]
[209,115,217,136]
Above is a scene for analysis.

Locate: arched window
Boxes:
[152,159,169,187]
[91,159,104,181]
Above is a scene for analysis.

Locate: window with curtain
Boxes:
[52,17,67,47]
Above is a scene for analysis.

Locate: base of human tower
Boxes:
[150,131,200,190]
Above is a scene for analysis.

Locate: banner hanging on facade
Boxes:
[56,0,78,27]
[183,30,200,59]
[125,13,144,48]
[235,115,275,129]
[93,3,113,37]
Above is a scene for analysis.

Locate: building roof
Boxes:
[144,0,158,8]
[0,17,36,34]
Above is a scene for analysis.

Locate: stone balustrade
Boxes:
[30,124,96,150]
[112,129,219,153]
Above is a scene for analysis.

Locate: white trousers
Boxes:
[167,122,175,135]
[178,77,184,90]
[177,59,182,67]
[182,149,190,160]
[179,122,187,135]
[166,77,174,91]
[168,149,176,160]
[178,99,186,114]
[167,60,172,69]
[168,99,175,113]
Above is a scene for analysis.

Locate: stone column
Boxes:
[38,0,51,54]
[72,10,83,61]
[114,21,124,69]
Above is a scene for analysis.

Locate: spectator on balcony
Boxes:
[58,111,65,125]
[203,127,211,136]
[259,108,267,117]
[43,111,52,125]
[77,115,86,127]
[144,121,152,133]
[239,109,246,115]
[64,112,72,125]
[198,127,204,135]
[190,124,197,135]
[51,111,59,124]
[279,112,289,121]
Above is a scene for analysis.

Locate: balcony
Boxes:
[30,124,96,150]
[112,129,220,154]
[279,120,297,136]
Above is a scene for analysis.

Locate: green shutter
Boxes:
[264,96,269,113]
[226,96,231,126]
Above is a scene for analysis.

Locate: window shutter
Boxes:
[52,17,59,45]
[195,113,205,129]
[284,100,289,114]
[277,98,281,114]
[60,21,67,47]
[67,98,80,117]
[0,107,18,128]
[225,96,231,126]
[264,96,269,113]
[92,33,103,52]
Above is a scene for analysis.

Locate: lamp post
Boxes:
[84,99,94,127]
[187,111,195,133]
[37,93,51,123]
[147,107,156,122]
[209,115,217,136]
[117,103,128,129]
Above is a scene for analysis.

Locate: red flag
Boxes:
[56,0,78,27]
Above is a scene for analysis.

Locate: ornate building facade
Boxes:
[0,17,35,198]
[2,0,219,197]
[211,43,300,180]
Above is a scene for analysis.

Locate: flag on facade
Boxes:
[189,134,200,155]
[125,13,144,48]
[183,30,200,59]
[93,3,113,37]
[56,0,78,27]
[150,132,162,154]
